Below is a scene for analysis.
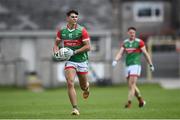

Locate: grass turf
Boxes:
[0,83,180,119]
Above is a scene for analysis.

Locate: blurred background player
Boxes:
[112,27,154,108]
[53,10,91,115]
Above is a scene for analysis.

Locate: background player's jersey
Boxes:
[122,38,145,66]
[57,24,90,62]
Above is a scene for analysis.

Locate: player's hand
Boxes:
[149,64,155,72]
[53,46,59,58]
[112,60,118,67]
[65,48,75,57]
[53,46,59,53]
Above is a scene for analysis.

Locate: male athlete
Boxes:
[112,27,154,108]
[53,10,91,115]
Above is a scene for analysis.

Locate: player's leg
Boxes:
[125,65,140,108]
[135,86,142,99]
[76,61,89,99]
[64,65,79,115]
[125,75,138,108]
[77,73,89,99]
[135,86,146,107]
[64,68,77,107]
[133,65,146,107]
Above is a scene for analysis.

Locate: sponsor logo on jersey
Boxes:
[125,48,141,53]
[64,40,82,46]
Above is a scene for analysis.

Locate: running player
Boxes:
[112,27,154,108]
[53,10,91,115]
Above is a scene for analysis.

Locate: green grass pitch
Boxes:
[0,83,180,119]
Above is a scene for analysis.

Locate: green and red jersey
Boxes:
[122,38,145,66]
[56,24,90,62]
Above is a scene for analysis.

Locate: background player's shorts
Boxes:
[125,65,141,78]
[64,61,88,74]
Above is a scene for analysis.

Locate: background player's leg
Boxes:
[135,86,141,98]
[135,86,146,107]
[125,76,137,108]
[135,86,143,101]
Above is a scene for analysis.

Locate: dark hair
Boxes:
[66,10,79,16]
[128,27,136,31]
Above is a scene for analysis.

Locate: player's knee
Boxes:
[129,79,136,85]
[67,80,74,88]
[128,84,133,89]
[128,83,135,89]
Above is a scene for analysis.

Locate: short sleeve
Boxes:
[56,31,61,39]
[82,28,90,41]
[139,39,145,48]
[119,41,125,48]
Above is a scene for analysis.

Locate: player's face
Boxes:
[128,29,136,40]
[67,13,78,25]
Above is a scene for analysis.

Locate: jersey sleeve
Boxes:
[56,31,61,39]
[119,41,125,48]
[139,39,145,48]
[82,28,90,41]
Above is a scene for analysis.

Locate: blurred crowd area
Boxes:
[0,0,180,88]
[0,0,112,30]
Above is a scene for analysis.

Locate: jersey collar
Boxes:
[67,24,78,32]
[128,38,136,43]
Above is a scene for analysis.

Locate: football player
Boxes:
[53,10,91,115]
[112,27,154,108]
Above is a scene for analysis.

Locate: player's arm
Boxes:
[141,46,153,65]
[112,47,124,66]
[74,28,91,54]
[74,40,91,54]
[139,40,153,65]
[115,47,124,61]
[53,31,61,53]
[141,44,154,71]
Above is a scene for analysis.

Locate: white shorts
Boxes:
[125,65,141,78]
[64,61,88,74]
